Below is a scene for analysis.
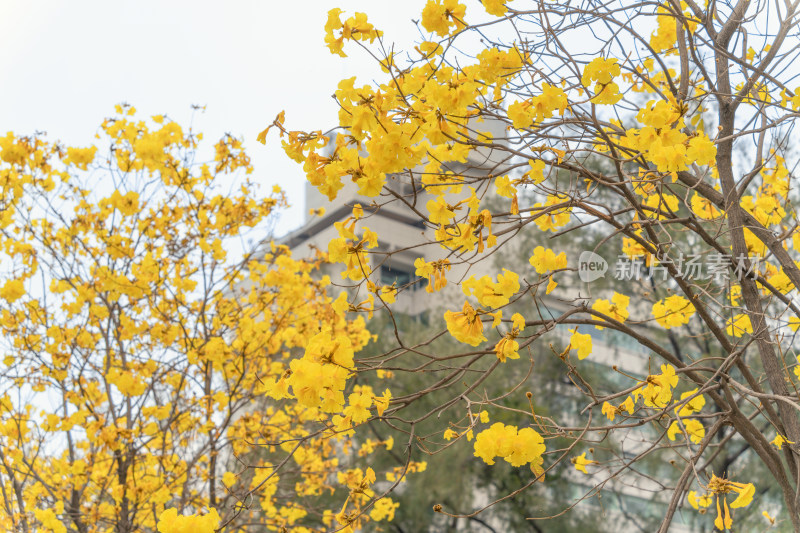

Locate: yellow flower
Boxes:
[222,471,236,487]
[324,9,382,57]
[525,159,547,183]
[0,279,24,303]
[65,146,97,170]
[511,312,525,331]
[726,313,753,337]
[157,508,220,533]
[374,388,392,416]
[494,336,519,362]
[533,194,572,232]
[107,368,147,397]
[601,396,635,421]
[378,285,397,304]
[495,175,516,198]
[620,396,634,414]
[508,88,570,127]
[591,81,623,105]
[667,419,705,444]
[370,498,400,521]
[530,454,546,480]
[652,295,695,329]
[674,388,705,417]
[34,509,67,533]
[415,257,451,292]
[691,193,722,220]
[730,482,755,508]
[444,301,487,346]
[571,452,597,474]
[691,474,756,530]
[771,434,794,450]
[427,195,456,225]
[474,422,545,467]
[632,363,678,408]
[591,292,630,329]
[529,246,567,274]
[767,269,794,294]
[569,328,593,359]
[582,57,620,86]
[636,98,681,129]
[343,391,373,424]
[686,134,717,167]
[421,0,467,37]
[506,427,545,467]
[601,401,617,421]
[687,490,713,510]
[482,0,509,16]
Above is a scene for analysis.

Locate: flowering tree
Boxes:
[263,0,800,531]
[0,107,406,532]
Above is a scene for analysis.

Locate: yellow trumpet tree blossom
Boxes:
[262,0,800,530]
[0,108,407,532]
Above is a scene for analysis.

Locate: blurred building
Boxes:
[274,128,694,533]
[279,118,509,314]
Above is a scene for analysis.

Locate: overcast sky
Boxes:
[0,0,427,234]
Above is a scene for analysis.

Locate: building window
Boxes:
[380,264,416,289]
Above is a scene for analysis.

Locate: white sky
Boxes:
[0,0,427,234]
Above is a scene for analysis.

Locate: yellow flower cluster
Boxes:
[157,508,220,533]
[529,246,567,274]
[462,269,520,308]
[0,108,409,532]
[652,295,695,329]
[415,257,451,292]
[494,313,526,362]
[601,95,716,178]
[667,419,705,444]
[582,57,623,104]
[421,0,467,37]
[687,474,755,530]
[481,0,511,16]
[650,3,700,53]
[631,364,679,408]
[473,422,546,470]
[591,292,630,329]
[328,225,380,281]
[324,8,382,57]
[742,192,787,227]
[507,84,569,128]
[529,246,567,293]
[601,397,634,421]
[533,194,572,232]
